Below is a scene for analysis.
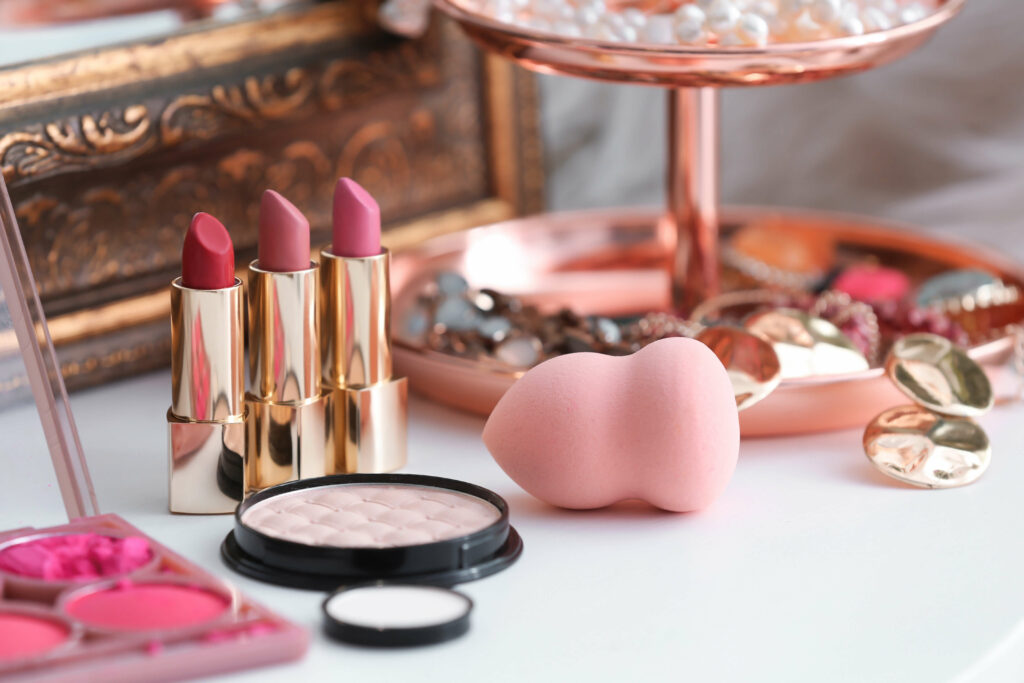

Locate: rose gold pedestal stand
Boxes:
[394,0,1024,436]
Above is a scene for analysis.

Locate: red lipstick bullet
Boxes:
[169,213,244,514]
[182,212,235,290]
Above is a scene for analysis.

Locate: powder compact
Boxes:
[222,473,523,591]
[0,515,307,680]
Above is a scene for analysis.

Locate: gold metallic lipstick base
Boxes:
[320,248,408,474]
[168,278,245,514]
[325,378,408,474]
[245,394,326,495]
[168,411,245,514]
[244,262,323,496]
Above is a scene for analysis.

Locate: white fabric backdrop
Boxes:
[539,0,1024,259]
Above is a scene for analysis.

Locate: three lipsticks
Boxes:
[168,179,407,514]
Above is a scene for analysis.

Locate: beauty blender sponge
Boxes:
[483,337,739,512]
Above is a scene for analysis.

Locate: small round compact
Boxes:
[222,473,522,591]
[322,583,473,647]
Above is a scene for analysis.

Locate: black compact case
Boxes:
[221,473,523,590]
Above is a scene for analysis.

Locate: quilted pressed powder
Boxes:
[240,484,502,548]
[223,474,523,591]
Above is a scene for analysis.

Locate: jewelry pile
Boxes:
[468,0,939,46]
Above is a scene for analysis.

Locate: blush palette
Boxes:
[0,514,307,681]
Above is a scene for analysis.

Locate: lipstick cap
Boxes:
[245,395,327,496]
[325,378,408,474]
[168,410,244,514]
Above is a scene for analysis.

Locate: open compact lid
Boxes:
[322,583,474,647]
[0,174,98,526]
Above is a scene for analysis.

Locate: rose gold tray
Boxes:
[435,0,965,87]
[392,207,1024,437]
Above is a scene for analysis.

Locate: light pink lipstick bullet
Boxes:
[321,177,407,474]
[331,178,382,258]
[246,190,324,495]
[258,190,311,272]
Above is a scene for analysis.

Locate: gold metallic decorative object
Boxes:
[865,333,995,489]
[886,333,994,418]
[321,249,408,474]
[696,325,781,411]
[167,278,245,514]
[245,262,325,495]
[863,405,990,489]
[743,309,869,380]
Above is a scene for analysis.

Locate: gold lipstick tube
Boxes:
[321,249,408,474]
[245,262,325,495]
[168,278,245,514]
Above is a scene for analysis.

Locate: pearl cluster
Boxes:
[471,0,938,46]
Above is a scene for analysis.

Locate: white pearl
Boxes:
[675,18,705,43]
[643,14,677,43]
[575,4,602,26]
[900,3,928,25]
[605,12,627,30]
[695,0,716,9]
[707,0,741,33]
[674,4,706,25]
[621,7,647,28]
[839,14,864,35]
[792,11,823,39]
[553,19,582,36]
[808,0,841,25]
[737,12,769,45]
[616,24,639,41]
[877,0,899,15]
[861,6,891,32]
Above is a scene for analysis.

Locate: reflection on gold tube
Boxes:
[167,277,244,514]
[245,263,325,495]
[321,249,407,474]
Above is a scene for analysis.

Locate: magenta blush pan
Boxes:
[0,531,158,602]
[223,474,523,590]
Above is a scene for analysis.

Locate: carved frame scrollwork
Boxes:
[0,1,544,394]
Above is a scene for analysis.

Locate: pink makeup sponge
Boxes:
[483,337,739,512]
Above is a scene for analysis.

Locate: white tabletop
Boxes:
[4,371,1024,683]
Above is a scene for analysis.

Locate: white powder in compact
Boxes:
[325,585,471,630]
[240,484,501,548]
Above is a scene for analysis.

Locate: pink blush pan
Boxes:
[65,583,229,632]
[0,611,70,660]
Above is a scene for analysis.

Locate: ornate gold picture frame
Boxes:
[0,1,543,392]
